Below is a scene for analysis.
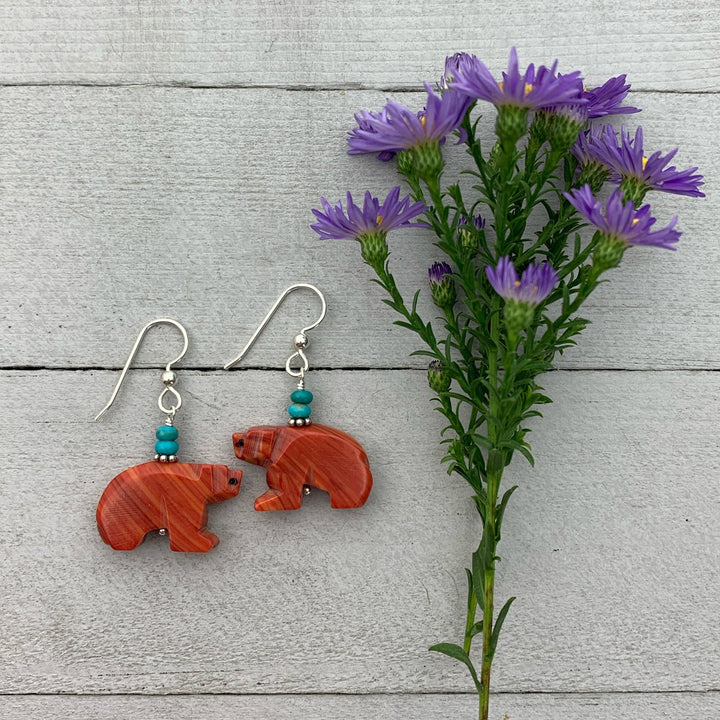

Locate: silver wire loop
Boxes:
[224,283,327,373]
[286,349,310,378]
[158,385,182,417]
[94,318,189,421]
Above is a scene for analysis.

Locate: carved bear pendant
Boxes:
[233,424,372,511]
[96,462,242,552]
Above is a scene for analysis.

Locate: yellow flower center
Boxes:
[514,280,521,286]
[642,156,648,170]
[376,214,383,226]
[498,81,532,95]
[420,115,426,129]
[632,218,639,226]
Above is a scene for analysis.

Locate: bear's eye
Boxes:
[229,477,239,485]
[235,438,244,448]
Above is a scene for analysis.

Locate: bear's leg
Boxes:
[165,508,219,552]
[254,465,304,511]
[99,521,150,551]
[327,466,374,508]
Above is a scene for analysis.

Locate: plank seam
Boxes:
[1,690,718,698]
[1,366,718,373]
[0,82,716,95]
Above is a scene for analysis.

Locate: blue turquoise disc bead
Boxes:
[156,425,179,441]
[155,440,179,455]
[288,403,312,419]
[290,389,313,404]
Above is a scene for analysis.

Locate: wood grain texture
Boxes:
[233,424,373,510]
[0,88,716,370]
[96,461,242,551]
[0,369,717,694]
[0,1,717,90]
[2,692,719,720]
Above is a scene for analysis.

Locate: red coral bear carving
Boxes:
[96,462,242,552]
[233,424,373,511]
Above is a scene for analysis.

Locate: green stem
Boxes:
[479,468,500,720]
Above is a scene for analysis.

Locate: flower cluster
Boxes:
[309,49,704,720]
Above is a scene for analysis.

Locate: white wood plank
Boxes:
[0,88,716,370]
[0,1,717,90]
[2,692,719,720]
[0,369,717,693]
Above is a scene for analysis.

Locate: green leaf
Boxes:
[429,643,481,692]
[468,621,484,639]
[471,544,485,610]
[495,485,518,542]
[465,568,475,614]
[487,597,515,660]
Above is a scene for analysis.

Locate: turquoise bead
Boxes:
[155,440,179,455]
[288,403,312,419]
[156,425,179,441]
[290,389,313,404]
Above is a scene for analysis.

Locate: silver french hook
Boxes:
[94,318,189,422]
[224,284,327,370]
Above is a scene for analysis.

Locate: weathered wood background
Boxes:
[1,2,718,719]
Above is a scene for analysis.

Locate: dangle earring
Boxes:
[94,319,242,552]
[225,284,373,511]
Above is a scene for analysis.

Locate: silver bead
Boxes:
[288,418,296,426]
[168,454,178,463]
[305,418,312,426]
[293,333,308,349]
[159,454,168,463]
[154,453,160,461]
[303,486,312,496]
[162,370,178,386]
[158,528,167,536]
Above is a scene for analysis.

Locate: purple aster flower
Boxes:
[571,124,617,166]
[564,184,680,251]
[451,47,584,111]
[428,261,453,285]
[458,214,486,231]
[587,126,704,203]
[485,256,558,305]
[438,52,472,91]
[583,75,640,118]
[311,186,426,241]
[347,83,471,157]
[350,107,397,161]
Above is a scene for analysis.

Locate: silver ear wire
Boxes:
[94,318,189,422]
[223,284,327,381]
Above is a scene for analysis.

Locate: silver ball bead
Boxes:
[158,528,167,536]
[304,418,312,426]
[162,370,178,386]
[168,454,178,463]
[154,453,160,461]
[288,418,296,426]
[294,333,309,349]
[159,454,168,463]
[303,486,312,496]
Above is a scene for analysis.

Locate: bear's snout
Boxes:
[233,432,246,459]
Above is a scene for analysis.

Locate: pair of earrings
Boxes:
[94,284,373,553]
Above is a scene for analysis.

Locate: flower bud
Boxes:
[618,175,649,206]
[412,141,444,181]
[427,360,451,393]
[397,149,416,177]
[503,299,536,338]
[359,230,389,269]
[457,215,486,253]
[592,234,626,271]
[495,105,529,146]
[428,261,456,309]
[576,161,610,195]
